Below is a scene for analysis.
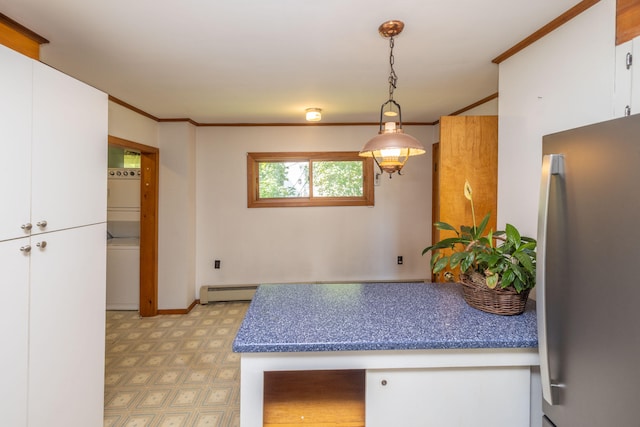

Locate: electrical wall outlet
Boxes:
[397,256,403,265]
[214,259,221,269]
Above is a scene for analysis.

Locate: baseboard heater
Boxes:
[199,285,258,304]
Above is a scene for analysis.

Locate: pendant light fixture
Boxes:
[359,20,425,177]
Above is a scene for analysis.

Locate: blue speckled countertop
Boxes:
[232,282,537,353]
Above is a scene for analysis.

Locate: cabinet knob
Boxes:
[36,241,47,249]
[36,220,48,228]
[20,245,32,253]
[21,223,32,231]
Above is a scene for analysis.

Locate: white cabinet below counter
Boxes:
[367,367,533,427]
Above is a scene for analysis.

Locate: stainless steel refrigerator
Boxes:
[537,114,640,427]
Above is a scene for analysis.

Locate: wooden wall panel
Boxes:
[433,116,498,281]
[617,0,640,44]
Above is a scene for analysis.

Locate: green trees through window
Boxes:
[312,161,363,197]
[247,152,374,208]
[259,161,309,198]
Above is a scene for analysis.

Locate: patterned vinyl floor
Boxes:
[104,301,250,427]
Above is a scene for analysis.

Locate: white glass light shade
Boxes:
[305,108,322,122]
[359,131,426,175]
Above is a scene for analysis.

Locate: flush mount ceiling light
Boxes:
[305,108,322,122]
[359,20,426,177]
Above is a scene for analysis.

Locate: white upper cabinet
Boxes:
[0,45,32,242]
[0,45,107,241]
[614,36,640,117]
[32,61,108,234]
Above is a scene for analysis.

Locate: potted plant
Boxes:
[422,181,537,315]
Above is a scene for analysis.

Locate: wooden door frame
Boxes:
[108,135,159,317]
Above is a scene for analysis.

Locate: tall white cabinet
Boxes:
[0,44,108,427]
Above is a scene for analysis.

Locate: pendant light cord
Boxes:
[388,36,398,101]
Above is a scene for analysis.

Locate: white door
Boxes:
[0,44,32,242]
[0,238,30,426]
[28,224,106,427]
[31,62,108,234]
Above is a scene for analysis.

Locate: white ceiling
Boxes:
[0,0,581,124]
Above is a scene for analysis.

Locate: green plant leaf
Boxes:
[432,257,450,274]
[501,269,515,288]
[513,251,535,274]
[430,253,441,268]
[474,213,491,238]
[486,274,499,289]
[510,263,526,284]
[460,252,475,273]
[422,237,469,255]
[505,223,521,246]
[449,252,468,268]
[434,222,458,233]
[478,253,501,267]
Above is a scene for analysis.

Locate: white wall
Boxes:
[497,0,616,236]
[195,125,434,292]
[108,101,434,307]
[460,98,499,116]
[108,101,158,148]
[158,122,197,309]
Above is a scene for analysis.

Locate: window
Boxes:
[247,151,374,207]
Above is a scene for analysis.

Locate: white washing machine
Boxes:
[106,168,141,310]
[106,237,140,310]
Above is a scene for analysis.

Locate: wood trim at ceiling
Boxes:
[109,95,437,126]
[430,92,500,126]
[448,92,499,116]
[492,0,601,64]
[0,13,49,60]
[195,121,436,126]
[617,0,640,45]
[0,13,49,44]
[109,93,484,127]
[108,95,160,121]
[108,134,160,317]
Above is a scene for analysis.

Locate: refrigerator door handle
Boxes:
[537,153,564,405]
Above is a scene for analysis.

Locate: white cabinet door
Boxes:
[0,45,32,242]
[31,62,108,234]
[614,36,640,118]
[614,40,632,118]
[0,238,30,426]
[28,224,106,427]
[366,367,531,427]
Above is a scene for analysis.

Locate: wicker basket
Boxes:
[459,272,530,316]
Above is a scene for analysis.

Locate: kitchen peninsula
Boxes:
[233,282,540,427]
